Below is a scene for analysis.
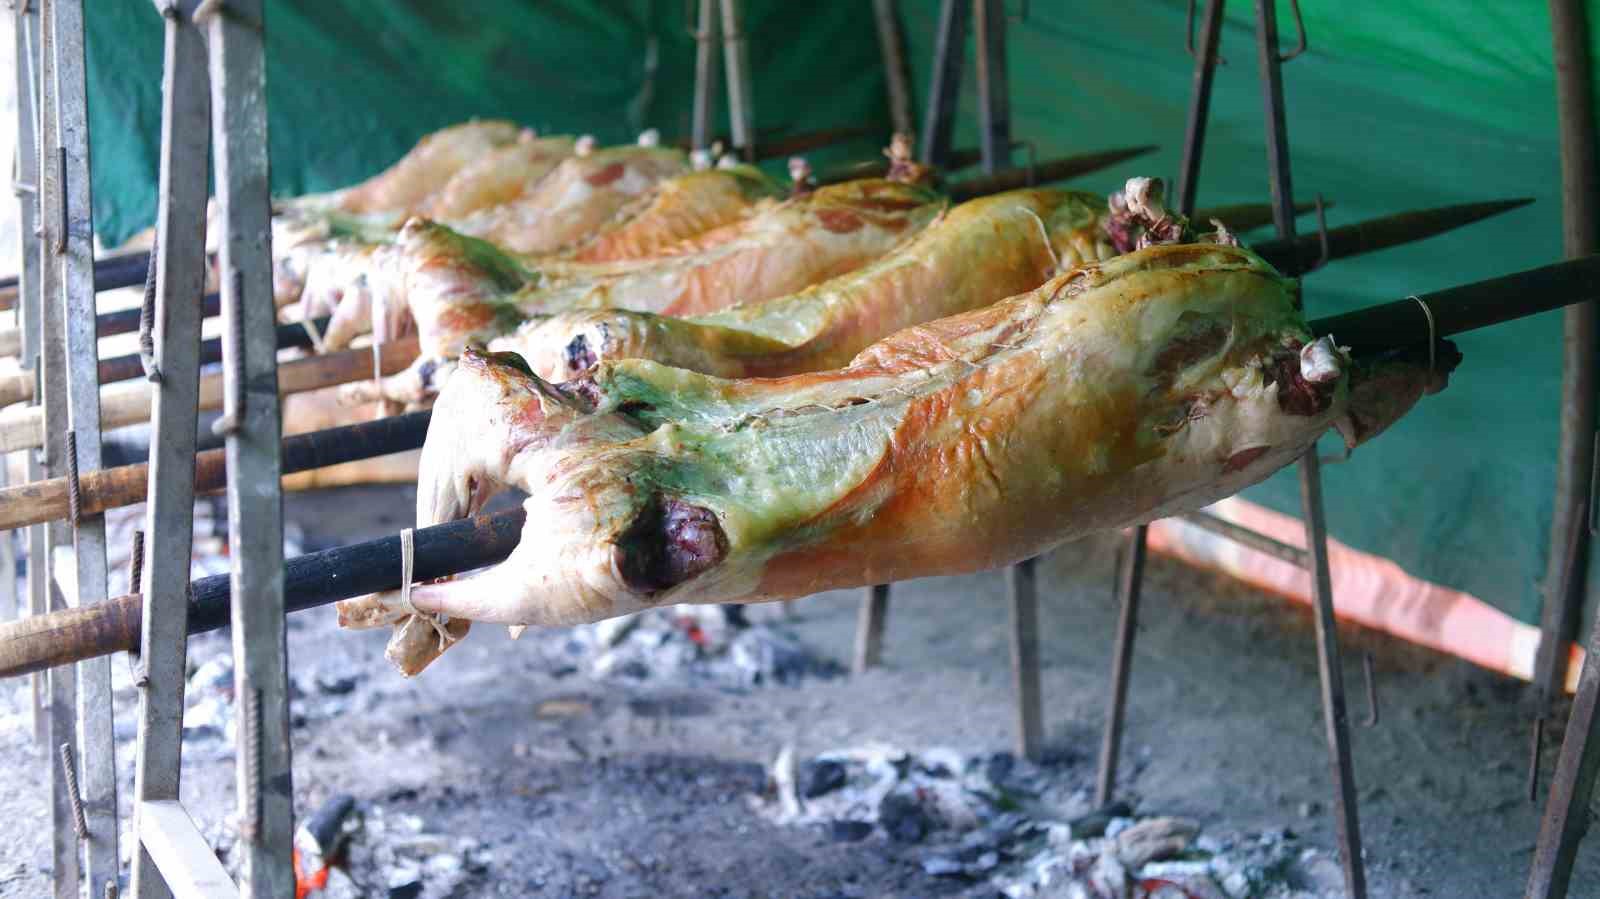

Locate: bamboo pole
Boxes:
[0,337,417,453]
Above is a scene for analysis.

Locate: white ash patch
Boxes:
[753,744,1342,898]
[532,604,841,687]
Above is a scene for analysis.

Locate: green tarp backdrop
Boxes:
[81,2,1594,639]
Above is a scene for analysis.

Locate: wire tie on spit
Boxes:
[1409,294,1437,376]
[399,526,453,652]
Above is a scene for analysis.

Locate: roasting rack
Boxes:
[5,1,1600,897]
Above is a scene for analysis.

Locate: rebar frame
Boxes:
[1091,4,1369,897]
[1525,0,1600,895]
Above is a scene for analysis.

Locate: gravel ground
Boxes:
[1,483,1597,897]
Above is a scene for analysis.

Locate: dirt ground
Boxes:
[1,482,1597,897]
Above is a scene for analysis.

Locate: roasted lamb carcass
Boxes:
[337,243,1455,674]
[299,139,728,350]
[504,186,1116,381]
[349,159,944,406]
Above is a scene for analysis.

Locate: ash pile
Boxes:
[754,744,1348,898]
[528,603,842,687]
[197,793,491,899]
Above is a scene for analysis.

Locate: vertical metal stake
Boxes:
[129,7,211,897]
[717,0,754,161]
[690,0,719,152]
[918,0,969,167]
[207,1,295,892]
[871,0,915,137]
[1096,527,1147,805]
[1175,0,1225,217]
[1007,557,1043,762]
[973,0,1011,174]
[852,584,890,673]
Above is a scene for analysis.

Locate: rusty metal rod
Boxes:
[0,292,221,360]
[0,410,430,533]
[1182,510,1309,566]
[1,262,1599,677]
[1526,0,1600,894]
[816,147,982,186]
[0,314,326,407]
[1175,0,1227,218]
[0,507,528,678]
[1252,198,1533,278]
[0,248,163,310]
[948,145,1159,201]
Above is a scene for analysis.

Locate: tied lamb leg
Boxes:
[338,243,1457,674]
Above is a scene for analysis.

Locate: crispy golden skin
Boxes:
[501,188,1115,381]
[339,244,1450,675]
[350,177,945,405]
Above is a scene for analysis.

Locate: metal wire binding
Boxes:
[211,268,247,437]
[138,234,162,382]
[129,529,145,594]
[1410,294,1437,376]
[1279,0,1309,62]
[54,147,67,255]
[241,686,263,841]
[59,741,88,842]
[64,430,82,526]
[399,526,453,652]
[1309,192,1331,272]
[1184,0,1227,64]
[1359,652,1379,728]
[1529,714,1545,803]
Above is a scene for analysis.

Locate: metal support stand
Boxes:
[1525,1,1600,896]
[1532,0,1599,759]
[49,0,119,892]
[689,0,755,160]
[34,3,82,894]
[1096,528,1145,805]
[129,0,293,895]
[918,0,968,168]
[690,0,719,152]
[717,0,754,161]
[1090,4,1368,896]
[973,0,1011,174]
[1007,558,1043,761]
[12,0,47,750]
[871,0,915,137]
[1527,608,1600,897]
[851,584,889,674]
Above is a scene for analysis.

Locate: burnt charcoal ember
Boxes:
[828,820,873,843]
[878,792,932,843]
[1068,800,1134,839]
[799,759,848,798]
[386,882,422,899]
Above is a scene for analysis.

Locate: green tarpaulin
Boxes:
[78,1,1594,639]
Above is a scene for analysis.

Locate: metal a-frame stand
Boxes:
[1090,3,1368,897]
[1525,1,1600,895]
[690,0,755,160]
[129,0,294,896]
[13,0,121,894]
